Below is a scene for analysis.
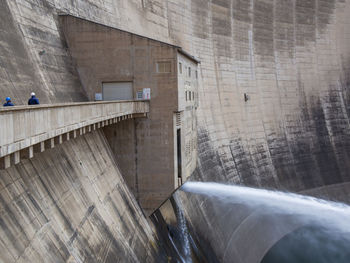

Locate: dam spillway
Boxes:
[152,182,350,263]
[1,0,350,262]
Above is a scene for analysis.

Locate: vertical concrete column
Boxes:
[45,138,54,149]
[28,146,34,158]
[13,152,20,164]
[55,135,63,145]
[20,146,34,159]
[4,156,10,169]
[34,142,45,153]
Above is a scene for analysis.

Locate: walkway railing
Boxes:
[0,100,149,169]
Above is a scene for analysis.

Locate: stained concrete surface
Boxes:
[2,0,350,262]
[2,0,350,196]
[0,130,168,262]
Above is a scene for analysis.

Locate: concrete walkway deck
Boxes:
[0,100,149,169]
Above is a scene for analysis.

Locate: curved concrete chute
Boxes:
[261,225,350,263]
[222,212,302,263]
[152,182,350,263]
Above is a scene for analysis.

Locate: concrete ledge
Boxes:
[0,100,149,169]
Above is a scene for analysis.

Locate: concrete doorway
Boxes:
[102,82,133,101]
[177,129,182,181]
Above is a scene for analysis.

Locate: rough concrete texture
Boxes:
[2,0,350,196]
[0,130,167,262]
[189,0,350,196]
[2,0,350,261]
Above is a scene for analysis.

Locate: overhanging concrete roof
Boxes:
[177,48,201,64]
[59,13,200,64]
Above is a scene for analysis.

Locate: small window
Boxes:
[192,92,194,101]
[185,91,188,101]
[136,91,143,100]
[179,62,182,74]
[157,61,171,73]
[188,67,191,78]
[189,92,191,101]
[195,70,198,79]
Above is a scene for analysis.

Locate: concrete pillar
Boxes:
[73,130,77,138]
[1,156,11,169]
[88,125,92,132]
[45,138,54,149]
[66,132,70,141]
[80,128,83,135]
[13,152,20,165]
[93,123,96,130]
[97,122,101,129]
[21,146,34,159]
[54,135,63,145]
[34,142,45,153]
[29,146,34,158]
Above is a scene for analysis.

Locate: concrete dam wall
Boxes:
[2,0,350,195]
[1,0,350,262]
[0,130,167,262]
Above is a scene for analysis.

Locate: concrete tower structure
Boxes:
[60,15,199,213]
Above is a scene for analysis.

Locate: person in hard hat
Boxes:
[3,97,14,107]
[28,92,40,105]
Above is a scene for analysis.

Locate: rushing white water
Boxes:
[180,182,350,232]
[174,195,192,263]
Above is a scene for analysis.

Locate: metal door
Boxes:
[102,82,133,101]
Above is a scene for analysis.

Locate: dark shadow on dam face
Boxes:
[261,226,350,263]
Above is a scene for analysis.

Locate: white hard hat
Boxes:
[31,92,35,96]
